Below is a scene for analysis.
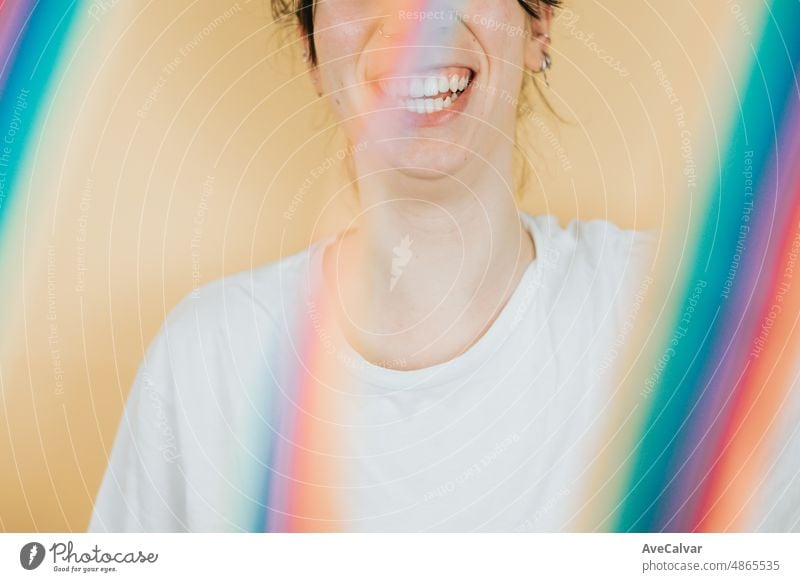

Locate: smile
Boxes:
[377,67,475,115]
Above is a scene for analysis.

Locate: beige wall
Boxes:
[0,1,759,531]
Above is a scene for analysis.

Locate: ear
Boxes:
[298,25,323,96]
[522,2,553,74]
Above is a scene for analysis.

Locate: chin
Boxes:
[386,142,472,181]
[351,115,480,182]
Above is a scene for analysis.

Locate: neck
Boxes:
[325,154,535,369]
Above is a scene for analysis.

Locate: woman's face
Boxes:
[309,0,549,180]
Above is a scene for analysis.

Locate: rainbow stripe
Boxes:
[614,0,800,532]
[0,1,82,240]
[265,282,345,532]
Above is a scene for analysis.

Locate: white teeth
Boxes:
[424,77,439,97]
[449,74,459,93]
[403,91,462,114]
[409,78,425,99]
[396,70,473,115]
[387,71,473,101]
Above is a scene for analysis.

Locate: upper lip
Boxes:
[370,61,478,81]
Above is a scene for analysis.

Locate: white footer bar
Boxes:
[1,533,797,581]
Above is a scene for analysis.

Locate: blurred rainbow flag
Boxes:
[608,0,800,532]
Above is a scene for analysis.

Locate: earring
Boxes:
[535,31,552,87]
[540,53,552,87]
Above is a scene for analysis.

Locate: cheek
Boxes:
[314,31,356,89]
[312,3,374,89]
[313,27,371,122]
[468,1,527,73]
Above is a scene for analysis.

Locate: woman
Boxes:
[89,0,655,532]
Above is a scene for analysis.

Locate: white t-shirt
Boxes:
[87,212,797,532]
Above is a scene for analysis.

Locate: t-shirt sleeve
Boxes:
[88,326,188,533]
[596,222,658,341]
[615,226,658,288]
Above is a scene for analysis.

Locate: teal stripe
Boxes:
[0,1,84,238]
[616,0,800,531]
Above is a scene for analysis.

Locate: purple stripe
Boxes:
[661,81,800,530]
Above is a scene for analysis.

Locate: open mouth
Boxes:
[377,67,475,115]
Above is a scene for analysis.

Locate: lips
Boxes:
[375,66,475,115]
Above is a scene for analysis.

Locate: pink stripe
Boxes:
[0,0,35,91]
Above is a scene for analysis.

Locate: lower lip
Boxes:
[377,77,476,128]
